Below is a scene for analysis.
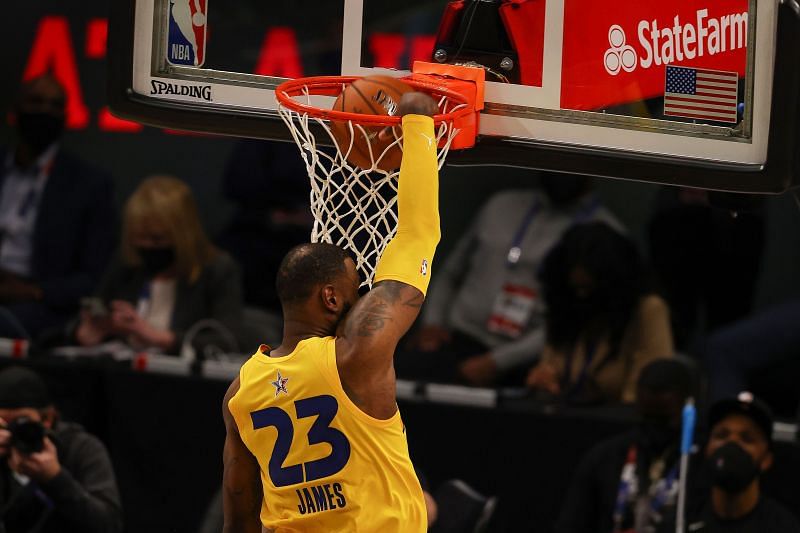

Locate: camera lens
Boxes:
[8,416,45,454]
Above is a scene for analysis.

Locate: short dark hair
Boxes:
[275,243,352,308]
[17,74,66,109]
[637,358,695,400]
[0,366,51,409]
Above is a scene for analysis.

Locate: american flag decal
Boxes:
[664,66,739,123]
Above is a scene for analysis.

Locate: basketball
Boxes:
[330,75,415,171]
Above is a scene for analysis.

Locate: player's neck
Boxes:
[270,317,332,357]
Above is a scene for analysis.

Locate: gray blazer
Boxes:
[95,251,244,354]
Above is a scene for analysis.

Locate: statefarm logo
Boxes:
[604,8,748,76]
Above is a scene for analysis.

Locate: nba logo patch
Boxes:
[166,0,208,67]
[420,259,428,276]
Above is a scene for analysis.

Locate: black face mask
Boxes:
[16,111,65,152]
[136,247,176,277]
[708,442,761,494]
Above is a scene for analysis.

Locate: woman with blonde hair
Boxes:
[76,176,242,353]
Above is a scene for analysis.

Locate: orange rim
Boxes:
[275,76,474,126]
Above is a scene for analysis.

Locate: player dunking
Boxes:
[222,92,440,532]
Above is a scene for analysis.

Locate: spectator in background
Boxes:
[702,299,800,411]
[648,187,764,350]
[0,75,115,340]
[677,392,800,533]
[217,140,312,314]
[0,366,122,533]
[75,176,243,355]
[556,359,694,533]
[399,174,622,386]
[526,222,673,404]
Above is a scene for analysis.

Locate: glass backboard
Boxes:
[108,0,800,193]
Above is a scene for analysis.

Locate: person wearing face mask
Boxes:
[526,222,674,404]
[0,75,115,340]
[555,359,694,533]
[397,173,623,386]
[679,392,800,533]
[74,176,243,354]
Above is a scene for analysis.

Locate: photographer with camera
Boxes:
[0,366,122,533]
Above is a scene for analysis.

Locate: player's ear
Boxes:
[321,284,339,312]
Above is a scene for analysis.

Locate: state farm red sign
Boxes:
[561,0,748,110]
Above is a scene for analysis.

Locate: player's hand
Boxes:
[379,91,439,142]
[9,437,61,482]
[397,92,438,117]
[459,353,497,387]
[0,417,10,458]
[525,361,561,395]
[414,325,451,352]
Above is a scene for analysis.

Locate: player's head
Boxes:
[635,358,694,452]
[276,243,360,333]
[14,74,67,152]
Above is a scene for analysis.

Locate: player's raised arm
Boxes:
[337,92,440,369]
[221,378,264,533]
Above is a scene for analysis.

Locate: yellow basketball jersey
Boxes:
[228,337,426,532]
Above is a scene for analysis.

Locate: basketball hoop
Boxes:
[276,65,483,286]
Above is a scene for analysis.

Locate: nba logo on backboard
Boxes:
[166,0,207,67]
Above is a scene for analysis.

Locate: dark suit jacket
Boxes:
[95,252,244,353]
[0,148,116,311]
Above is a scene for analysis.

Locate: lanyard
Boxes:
[505,195,601,267]
[0,158,53,226]
[506,199,540,266]
[562,340,597,399]
[136,282,152,317]
[613,444,680,532]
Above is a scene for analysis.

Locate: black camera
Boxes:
[7,417,45,454]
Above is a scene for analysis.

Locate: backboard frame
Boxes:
[108,0,800,193]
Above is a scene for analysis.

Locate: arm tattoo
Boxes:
[346,281,425,338]
[403,291,424,309]
[352,298,392,337]
[375,280,424,308]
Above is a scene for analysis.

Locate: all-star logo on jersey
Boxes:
[271,370,289,396]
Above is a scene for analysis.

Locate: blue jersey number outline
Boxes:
[250,395,351,487]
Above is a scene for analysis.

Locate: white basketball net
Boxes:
[278,86,464,287]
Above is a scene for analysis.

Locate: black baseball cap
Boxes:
[0,366,51,409]
[708,391,773,445]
